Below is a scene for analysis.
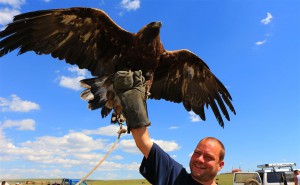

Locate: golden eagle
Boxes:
[0,7,235,127]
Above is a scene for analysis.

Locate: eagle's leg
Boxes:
[110,111,126,124]
[145,73,153,99]
[145,80,151,99]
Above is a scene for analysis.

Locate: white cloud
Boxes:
[0,123,180,178]
[118,138,180,154]
[255,39,267,46]
[0,0,25,9]
[152,139,180,152]
[255,13,273,46]
[121,0,140,11]
[83,125,125,136]
[189,111,201,122]
[58,67,88,91]
[0,94,40,112]
[169,126,179,130]
[0,7,20,25]
[118,139,140,154]
[68,66,87,76]
[1,119,36,130]
[261,12,273,25]
[59,75,85,90]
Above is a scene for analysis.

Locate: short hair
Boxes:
[294,170,299,174]
[199,137,225,161]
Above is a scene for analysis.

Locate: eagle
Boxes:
[0,7,236,127]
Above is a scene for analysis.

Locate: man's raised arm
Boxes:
[131,127,153,158]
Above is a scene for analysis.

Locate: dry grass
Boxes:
[3,173,233,185]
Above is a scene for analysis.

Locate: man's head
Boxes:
[189,137,225,184]
[295,170,300,175]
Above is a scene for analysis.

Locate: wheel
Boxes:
[245,179,260,185]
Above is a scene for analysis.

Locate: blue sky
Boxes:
[0,0,299,180]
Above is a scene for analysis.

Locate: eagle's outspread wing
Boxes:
[0,7,235,127]
[0,7,134,77]
[151,49,236,127]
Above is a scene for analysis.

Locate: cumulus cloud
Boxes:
[1,119,36,130]
[118,138,180,154]
[0,7,20,25]
[261,12,273,25]
[0,0,25,9]
[59,76,85,90]
[0,94,40,112]
[0,0,24,29]
[118,139,140,154]
[58,66,88,91]
[121,0,140,11]
[0,123,181,178]
[189,111,201,122]
[153,139,180,152]
[68,66,87,76]
[83,125,124,136]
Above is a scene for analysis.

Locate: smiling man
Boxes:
[131,127,225,185]
[115,69,226,185]
[189,137,225,184]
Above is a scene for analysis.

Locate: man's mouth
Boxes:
[194,163,206,169]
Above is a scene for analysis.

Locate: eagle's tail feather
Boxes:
[80,76,113,117]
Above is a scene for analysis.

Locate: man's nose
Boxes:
[195,154,205,163]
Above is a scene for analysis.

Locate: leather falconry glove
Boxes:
[114,70,151,133]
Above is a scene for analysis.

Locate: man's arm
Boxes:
[131,126,153,158]
[114,71,153,157]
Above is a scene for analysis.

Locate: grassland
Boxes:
[216,173,233,185]
[2,173,233,185]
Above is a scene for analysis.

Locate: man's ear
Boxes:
[218,161,225,171]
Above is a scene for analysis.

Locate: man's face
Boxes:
[189,139,224,183]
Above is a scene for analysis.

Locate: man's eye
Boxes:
[204,155,214,160]
[193,152,200,156]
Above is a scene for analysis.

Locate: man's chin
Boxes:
[191,166,206,176]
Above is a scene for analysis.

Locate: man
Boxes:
[295,170,300,185]
[115,71,225,185]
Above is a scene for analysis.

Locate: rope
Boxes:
[75,123,127,185]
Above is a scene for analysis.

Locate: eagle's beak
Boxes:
[156,21,162,28]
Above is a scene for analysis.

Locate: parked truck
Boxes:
[233,163,296,185]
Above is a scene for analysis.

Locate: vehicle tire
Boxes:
[245,179,260,185]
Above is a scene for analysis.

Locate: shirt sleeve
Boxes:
[139,142,186,185]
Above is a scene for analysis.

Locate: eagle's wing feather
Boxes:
[0,7,134,76]
[151,49,236,127]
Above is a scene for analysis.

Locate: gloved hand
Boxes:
[114,70,151,133]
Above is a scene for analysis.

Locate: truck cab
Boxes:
[233,163,296,185]
[256,163,296,185]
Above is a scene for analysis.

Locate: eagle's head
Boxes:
[137,21,162,43]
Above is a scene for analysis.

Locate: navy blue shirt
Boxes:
[140,143,202,185]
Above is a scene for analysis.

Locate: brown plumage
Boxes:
[0,7,236,127]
